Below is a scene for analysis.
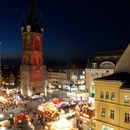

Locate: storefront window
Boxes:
[102,125,114,130]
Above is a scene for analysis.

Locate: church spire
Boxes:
[27,0,38,26]
[21,0,43,33]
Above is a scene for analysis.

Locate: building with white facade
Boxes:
[66,62,86,91]
[47,68,67,89]
[86,51,122,94]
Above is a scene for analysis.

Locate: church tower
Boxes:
[20,0,44,96]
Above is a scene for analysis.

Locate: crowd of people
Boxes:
[0,97,23,113]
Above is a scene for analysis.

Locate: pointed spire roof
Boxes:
[21,0,43,33]
[27,0,38,25]
[114,44,130,73]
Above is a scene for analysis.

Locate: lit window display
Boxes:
[80,75,85,79]
[102,125,114,130]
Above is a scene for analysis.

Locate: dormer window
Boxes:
[92,63,97,68]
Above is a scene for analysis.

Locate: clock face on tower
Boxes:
[34,35,40,50]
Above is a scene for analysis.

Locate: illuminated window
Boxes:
[124,95,129,103]
[101,108,105,117]
[102,125,114,130]
[82,71,85,74]
[124,113,130,123]
[92,63,97,68]
[106,92,109,99]
[110,110,114,119]
[100,61,115,69]
[100,91,104,99]
[80,75,85,79]
[111,92,115,100]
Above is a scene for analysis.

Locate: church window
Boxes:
[34,57,37,65]
[39,57,41,64]
[34,36,40,50]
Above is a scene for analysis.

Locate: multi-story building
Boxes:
[1,65,16,88]
[86,50,122,94]
[66,62,86,91]
[47,68,67,89]
[94,44,130,130]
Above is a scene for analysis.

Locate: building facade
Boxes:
[1,65,16,89]
[86,51,122,94]
[20,0,44,96]
[47,69,67,89]
[94,44,130,130]
[66,63,86,91]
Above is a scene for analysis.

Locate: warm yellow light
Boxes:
[6,89,11,95]
[2,81,5,84]
[51,117,73,130]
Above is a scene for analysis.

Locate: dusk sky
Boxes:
[1,0,130,63]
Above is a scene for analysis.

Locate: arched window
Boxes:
[33,56,37,65]
[100,61,115,69]
[39,57,41,65]
[34,36,40,50]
